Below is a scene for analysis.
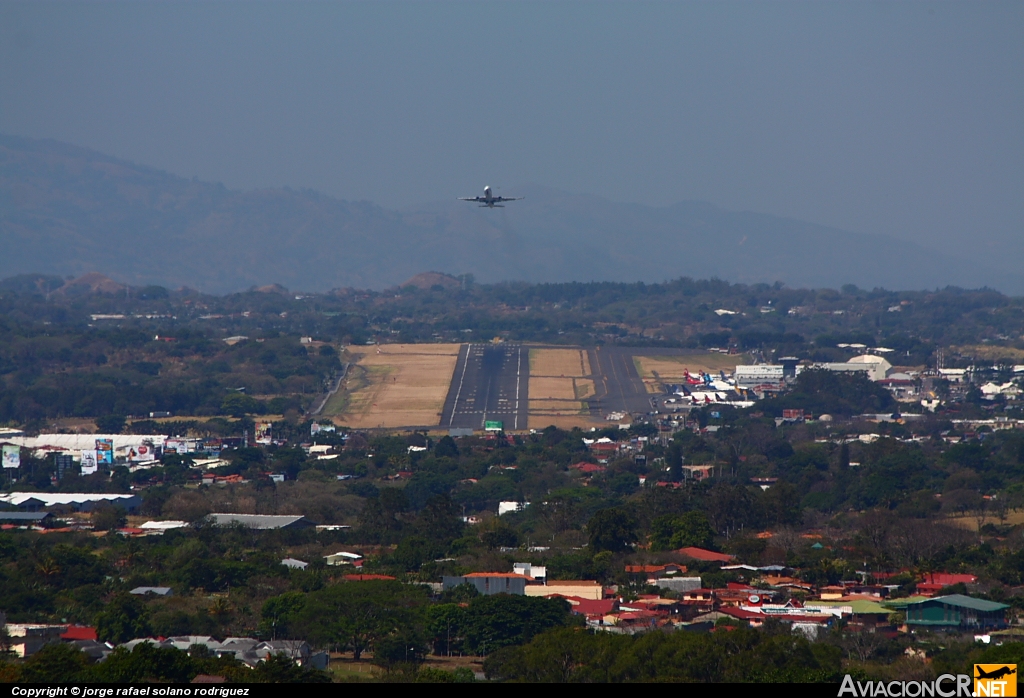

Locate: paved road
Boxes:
[440,344,529,431]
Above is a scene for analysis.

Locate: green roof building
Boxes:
[904,594,1008,631]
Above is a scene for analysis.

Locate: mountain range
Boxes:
[2,134,1018,295]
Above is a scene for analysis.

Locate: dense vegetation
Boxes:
[3,408,1024,681]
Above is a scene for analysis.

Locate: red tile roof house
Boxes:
[562,596,619,617]
[674,547,736,563]
[625,563,688,576]
[714,586,779,607]
[679,588,715,603]
[571,462,606,474]
[588,442,619,456]
[61,626,98,642]
[605,609,665,631]
[917,572,978,597]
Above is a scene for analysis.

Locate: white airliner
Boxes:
[459,186,522,208]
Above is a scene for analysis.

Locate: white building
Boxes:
[324,551,362,566]
[513,562,546,581]
[498,501,530,516]
[814,355,893,382]
[734,365,805,387]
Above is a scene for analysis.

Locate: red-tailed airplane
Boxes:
[683,370,703,386]
[459,185,523,208]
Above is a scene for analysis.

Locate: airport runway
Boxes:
[585,346,710,416]
[586,346,656,417]
[440,344,529,431]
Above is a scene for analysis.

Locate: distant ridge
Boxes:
[401,272,462,290]
[2,134,1018,295]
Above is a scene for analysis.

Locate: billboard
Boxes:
[126,443,156,462]
[255,423,272,445]
[55,453,74,480]
[80,450,99,475]
[165,438,195,454]
[95,439,114,465]
[484,421,504,431]
[2,444,19,469]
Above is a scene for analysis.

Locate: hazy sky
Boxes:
[2,2,1022,272]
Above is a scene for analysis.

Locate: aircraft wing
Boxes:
[493,196,523,202]
[458,197,484,202]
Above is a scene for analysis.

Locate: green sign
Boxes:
[484,421,504,431]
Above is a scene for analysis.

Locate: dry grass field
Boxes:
[531,348,589,377]
[528,348,601,429]
[530,376,577,400]
[326,344,460,428]
[950,345,1024,361]
[575,378,595,399]
[946,511,1024,531]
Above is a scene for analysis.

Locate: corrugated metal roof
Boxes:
[0,493,138,507]
[808,600,890,615]
[906,594,1008,612]
[0,512,51,522]
[4,434,167,450]
[207,513,308,529]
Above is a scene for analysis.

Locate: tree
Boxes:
[92,504,128,531]
[18,643,90,683]
[434,435,459,458]
[666,444,683,482]
[587,507,638,552]
[462,595,573,655]
[415,494,464,545]
[371,627,428,670]
[95,414,127,433]
[649,511,715,551]
[93,643,195,683]
[291,581,429,660]
[838,441,850,469]
[481,524,520,550]
[251,654,331,683]
[221,393,262,417]
[260,591,306,639]
[359,487,409,543]
[392,535,438,571]
[483,627,601,682]
[96,594,152,644]
[426,603,469,656]
[706,484,760,537]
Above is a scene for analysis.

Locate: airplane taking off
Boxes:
[459,186,522,208]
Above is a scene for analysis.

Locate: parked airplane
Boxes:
[459,186,523,208]
[683,370,703,386]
